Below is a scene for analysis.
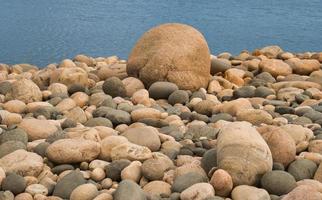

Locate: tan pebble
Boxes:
[93,193,113,200]
[91,168,106,182]
[33,194,47,200]
[0,167,5,185]
[89,160,109,170]
[24,176,38,186]
[114,124,128,133]
[13,193,33,200]
[121,161,142,182]
[180,183,215,200]
[101,178,113,189]
[143,181,171,197]
[70,183,99,200]
[210,169,233,197]
[25,184,48,196]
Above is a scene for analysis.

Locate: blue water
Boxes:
[0,0,321,67]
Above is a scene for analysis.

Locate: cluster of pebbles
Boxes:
[0,23,322,200]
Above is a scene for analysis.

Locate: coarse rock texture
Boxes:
[46,139,100,164]
[217,122,273,186]
[0,42,322,199]
[257,125,296,166]
[127,23,211,91]
[18,118,59,141]
[0,149,43,176]
[6,78,42,103]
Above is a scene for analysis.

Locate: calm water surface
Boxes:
[0,0,321,66]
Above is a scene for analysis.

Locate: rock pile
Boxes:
[0,24,322,199]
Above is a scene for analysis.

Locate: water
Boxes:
[1,0,321,67]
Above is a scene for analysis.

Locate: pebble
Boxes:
[260,170,297,195]
[0,38,321,200]
[1,173,27,195]
[70,183,99,200]
[52,170,86,199]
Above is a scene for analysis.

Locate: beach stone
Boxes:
[0,149,43,176]
[59,59,76,68]
[171,172,208,193]
[94,107,131,125]
[236,109,273,125]
[0,191,14,200]
[3,100,26,113]
[254,86,275,98]
[314,162,322,182]
[309,140,322,154]
[14,193,33,200]
[84,117,113,128]
[33,142,50,157]
[68,83,86,95]
[110,142,152,161]
[282,185,322,200]
[122,77,145,97]
[99,135,129,161]
[286,58,320,75]
[193,100,217,116]
[70,183,99,200]
[201,148,217,174]
[210,58,231,74]
[121,160,142,182]
[210,113,233,123]
[46,139,100,164]
[0,141,26,158]
[233,86,255,98]
[184,125,218,141]
[25,184,48,196]
[60,119,77,129]
[257,125,296,166]
[287,159,317,181]
[141,153,174,181]
[220,98,253,116]
[231,185,270,200]
[131,108,161,121]
[260,170,297,195]
[131,89,150,106]
[18,118,58,141]
[51,164,75,174]
[0,128,28,145]
[180,183,215,200]
[1,173,26,195]
[168,90,189,105]
[122,126,161,151]
[143,181,171,197]
[0,81,11,95]
[50,67,88,87]
[48,83,68,97]
[106,159,131,181]
[210,169,232,197]
[259,59,292,77]
[217,122,272,186]
[102,77,126,98]
[113,180,146,200]
[6,78,42,103]
[74,54,95,66]
[258,45,283,58]
[148,81,179,100]
[65,106,87,124]
[71,92,89,108]
[33,106,59,119]
[127,23,211,91]
[53,170,86,199]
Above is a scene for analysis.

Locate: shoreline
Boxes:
[0,44,322,199]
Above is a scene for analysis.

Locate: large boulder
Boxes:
[259,59,292,77]
[217,122,273,186]
[127,23,211,91]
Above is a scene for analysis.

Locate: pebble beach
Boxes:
[0,23,322,200]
